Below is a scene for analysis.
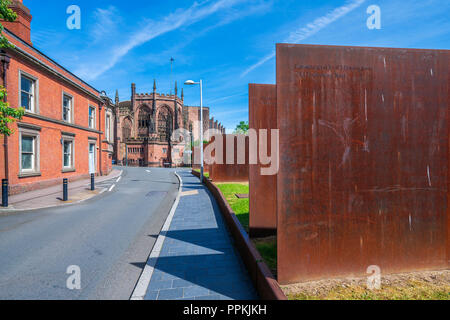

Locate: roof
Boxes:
[4,28,102,99]
[119,101,131,108]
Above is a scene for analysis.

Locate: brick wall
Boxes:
[186,106,210,142]
[0,43,111,195]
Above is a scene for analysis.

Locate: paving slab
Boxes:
[144,171,258,300]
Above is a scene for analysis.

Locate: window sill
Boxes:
[62,168,76,173]
[18,171,42,178]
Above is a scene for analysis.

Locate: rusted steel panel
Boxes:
[249,84,277,237]
[276,44,450,284]
[209,135,249,183]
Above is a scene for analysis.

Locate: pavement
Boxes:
[141,171,258,300]
[1,169,123,212]
[0,167,179,299]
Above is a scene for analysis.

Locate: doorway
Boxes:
[89,143,96,174]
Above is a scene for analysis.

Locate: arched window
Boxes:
[138,105,151,136]
[158,106,173,142]
[122,117,132,141]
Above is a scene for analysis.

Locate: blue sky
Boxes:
[26,0,449,132]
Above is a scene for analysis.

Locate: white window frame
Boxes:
[105,114,111,141]
[62,92,74,123]
[19,70,39,114]
[88,105,96,129]
[62,136,75,172]
[18,128,40,175]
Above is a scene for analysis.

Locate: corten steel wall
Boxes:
[209,135,249,183]
[249,84,278,238]
[276,44,450,285]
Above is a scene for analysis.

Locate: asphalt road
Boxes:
[0,167,183,300]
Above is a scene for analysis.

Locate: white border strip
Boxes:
[130,171,183,300]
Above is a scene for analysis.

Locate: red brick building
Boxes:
[0,0,114,195]
[116,82,225,167]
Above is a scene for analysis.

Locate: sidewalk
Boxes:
[0,169,122,212]
[142,171,258,300]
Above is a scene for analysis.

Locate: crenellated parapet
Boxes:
[115,80,226,167]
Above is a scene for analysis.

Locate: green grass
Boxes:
[216,183,278,276]
[216,183,249,231]
[193,169,209,179]
[253,238,277,274]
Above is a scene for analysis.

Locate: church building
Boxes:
[116,82,225,167]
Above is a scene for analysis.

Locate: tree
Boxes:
[0,0,23,137]
[0,87,23,135]
[233,121,249,134]
[0,0,16,48]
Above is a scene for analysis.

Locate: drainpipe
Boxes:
[98,102,103,176]
[0,51,11,181]
[98,91,110,176]
[114,104,119,163]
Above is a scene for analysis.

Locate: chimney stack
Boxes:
[2,0,33,46]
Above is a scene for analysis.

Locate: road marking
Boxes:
[109,184,116,192]
[131,172,183,300]
[181,190,198,197]
[146,170,151,173]
[116,176,122,183]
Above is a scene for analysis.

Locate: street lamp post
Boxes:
[184,80,204,183]
[125,143,128,167]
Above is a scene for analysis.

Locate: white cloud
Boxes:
[207,92,247,104]
[240,0,366,77]
[77,0,250,80]
[91,6,120,43]
[132,1,273,69]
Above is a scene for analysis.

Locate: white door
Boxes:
[89,143,96,174]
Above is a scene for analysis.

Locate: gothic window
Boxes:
[122,117,132,141]
[138,106,151,136]
[158,107,173,142]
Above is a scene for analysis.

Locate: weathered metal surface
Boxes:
[276,44,450,284]
[209,135,249,183]
[249,84,278,238]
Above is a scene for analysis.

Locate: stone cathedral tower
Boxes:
[116,81,224,167]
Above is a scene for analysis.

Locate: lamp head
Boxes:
[184,80,196,85]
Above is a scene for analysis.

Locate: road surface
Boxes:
[0,167,182,300]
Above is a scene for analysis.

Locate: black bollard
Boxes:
[63,178,68,202]
[90,174,95,191]
[2,179,8,208]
